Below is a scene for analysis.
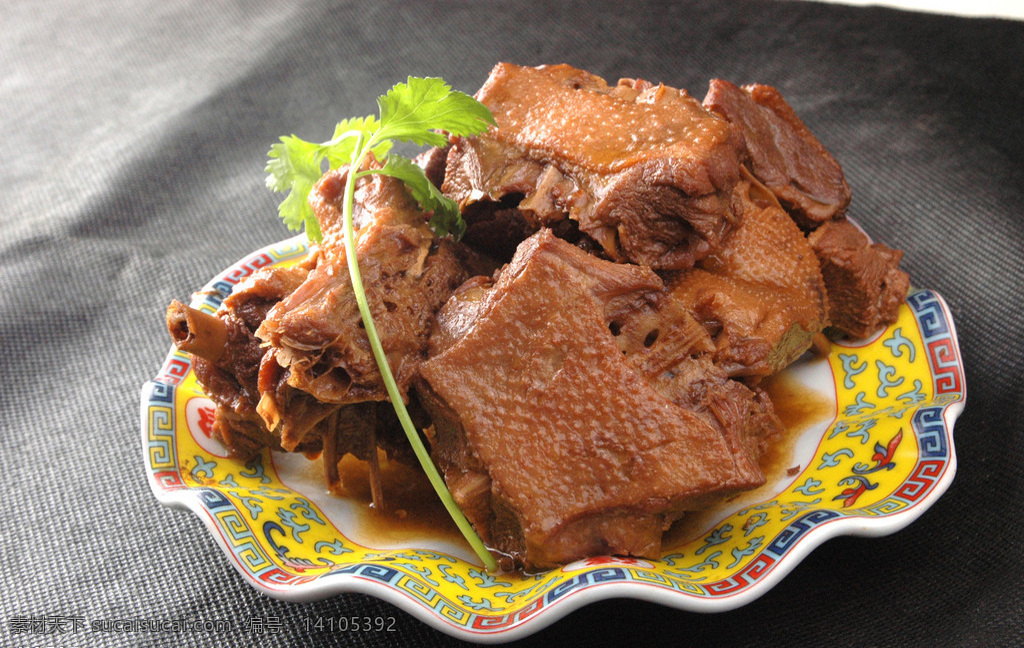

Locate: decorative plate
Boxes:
[141,235,965,643]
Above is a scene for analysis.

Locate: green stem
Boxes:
[321,128,371,149]
[339,135,498,572]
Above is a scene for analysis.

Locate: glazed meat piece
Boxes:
[443,63,744,269]
[703,79,851,229]
[256,166,468,450]
[808,218,910,339]
[667,270,824,380]
[417,230,772,570]
[703,80,907,339]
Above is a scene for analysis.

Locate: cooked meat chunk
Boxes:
[677,175,829,378]
[667,271,824,379]
[702,80,906,341]
[170,163,470,510]
[703,79,851,229]
[417,229,771,570]
[653,355,781,462]
[613,298,783,468]
[808,218,910,339]
[256,166,468,450]
[612,175,829,381]
[443,63,744,269]
[169,277,417,502]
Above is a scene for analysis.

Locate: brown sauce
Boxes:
[758,368,836,480]
[330,452,462,546]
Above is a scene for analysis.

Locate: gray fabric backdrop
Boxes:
[2,1,1022,646]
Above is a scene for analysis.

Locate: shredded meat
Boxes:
[166,262,316,458]
[168,161,471,511]
[255,165,468,450]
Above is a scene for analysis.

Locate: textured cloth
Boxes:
[1,1,1022,646]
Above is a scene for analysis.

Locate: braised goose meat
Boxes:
[168,164,471,506]
[443,63,744,270]
[166,62,913,570]
[417,230,776,570]
[704,79,908,338]
[664,174,830,380]
[808,218,910,339]
[166,263,317,458]
[169,296,420,506]
[703,78,851,229]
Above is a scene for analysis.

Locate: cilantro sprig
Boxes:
[266,77,493,242]
[265,77,497,571]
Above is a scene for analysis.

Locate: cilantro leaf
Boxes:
[265,135,327,237]
[371,155,466,240]
[265,76,492,243]
[278,176,321,241]
[376,76,495,147]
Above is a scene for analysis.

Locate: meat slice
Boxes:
[808,218,910,339]
[703,79,851,229]
[417,229,771,570]
[256,166,468,450]
[443,63,744,269]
